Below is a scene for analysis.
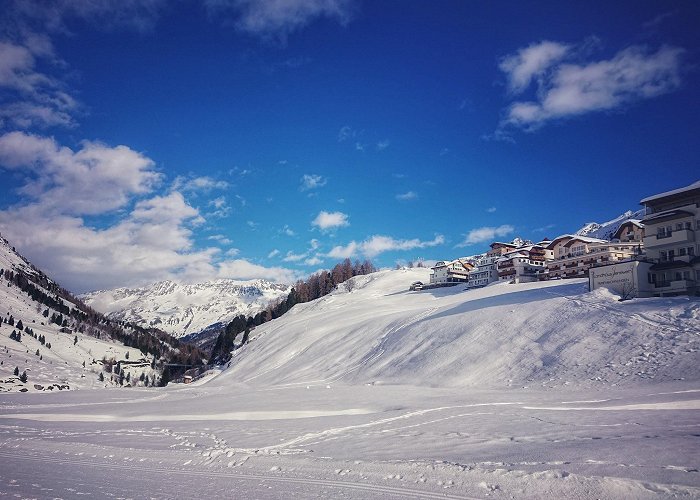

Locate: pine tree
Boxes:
[19,371,27,383]
[13,366,19,376]
[16,320,23,330]
[98,372,104,382]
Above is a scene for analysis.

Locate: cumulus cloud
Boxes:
[0,132,298,292]
[0,131,162,215]
[208,234,233,245]
[396,191,418,201]
[304,256,323,266]
[499,40,571,93]
[300,173,327,191]
[204,0,357,41]
[283,250,307,262]
[327,234,444,259]
[498,42,685,131]
[312,210,349,231]
[457,225,514,247]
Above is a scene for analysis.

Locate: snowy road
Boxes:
[1,383,699,499]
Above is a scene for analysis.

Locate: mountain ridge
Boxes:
[81,278,290,338]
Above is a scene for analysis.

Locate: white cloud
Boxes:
[0,131,161,216]
[300,173,327,191]
[280,224,295,236]
[499,40,571,93]
[6,0,167,33]
[216,258,301,283]
[267,249,280,259]
[0,40,79,129]
[304,256,323,266]
[0,132,303,292]
[172,175,228,192]
[225,248,240,257]
[376,140,390,151]
[337,125,355,142]
[328,234,444,259]
[312,210,349,231]
[208,234,233,245]
[396,191,418,201]
[499,43,684,130]
[457,225,514,247]
[486,206,497,213]
[205,0,356,41]
[354,141,365,152]
[309,238,319,250]
[283,251,307,262]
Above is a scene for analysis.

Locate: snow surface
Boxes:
[81,278,290,337]
[1,268,699,498]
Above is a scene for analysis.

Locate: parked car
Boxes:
[409,281,423,291]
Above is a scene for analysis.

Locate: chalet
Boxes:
[613,220,645,243]
[429,259,471,284]
[497,244,549,283]
[547,235,641,279]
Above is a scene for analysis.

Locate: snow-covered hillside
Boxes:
[1,268,698,499]
[0,236,161,392]
[214,268,699,389]
[82,279,290,337]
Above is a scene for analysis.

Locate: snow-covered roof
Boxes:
[640,180,700,204]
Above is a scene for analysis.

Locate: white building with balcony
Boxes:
[430,259,471,284]
[640,180,700,296]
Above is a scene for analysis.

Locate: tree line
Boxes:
[210,258,376,363]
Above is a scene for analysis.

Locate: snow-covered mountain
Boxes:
[575,208,646,240]
[81,279,291,338]
[0,235,167,392]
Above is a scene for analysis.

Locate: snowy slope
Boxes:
[576,208,646,240]
[212,268,699,389]
[1,268,698,499]
[82,279,290,337]
[0,236,157,392]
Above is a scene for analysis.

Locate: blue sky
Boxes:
[0,1,698,293]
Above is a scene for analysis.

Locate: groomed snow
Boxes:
[1,269,698,499]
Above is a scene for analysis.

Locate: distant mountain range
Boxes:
[81,279,290,338]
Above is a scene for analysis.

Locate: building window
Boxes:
[660,250,667,262]
[689,246,695,256]
[668,250,675,260]
[680,247,687,256]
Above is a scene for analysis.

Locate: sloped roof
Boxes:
[640,181,700,204]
